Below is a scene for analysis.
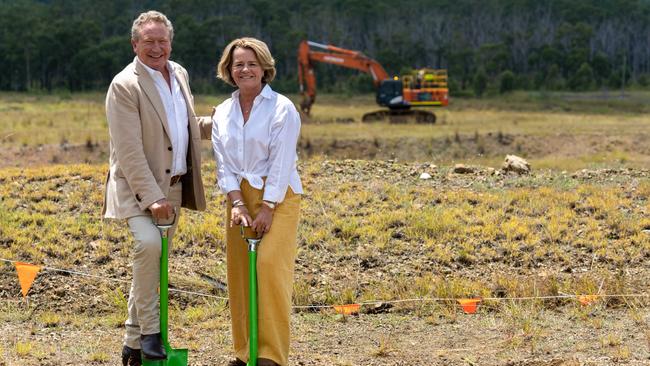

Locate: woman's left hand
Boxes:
[251,205,274,235]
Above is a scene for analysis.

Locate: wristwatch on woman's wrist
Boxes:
[262,200,276,209]
[232,199,245,208]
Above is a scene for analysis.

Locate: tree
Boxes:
[3,0,650,92]
[473,67,488,97]
[569,62,594,91]
[499,70,515,94]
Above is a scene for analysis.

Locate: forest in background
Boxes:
[2,0,650,95]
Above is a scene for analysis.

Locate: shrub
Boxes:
[569,62,594,91]
[499,70,516,94]
[473,67,488,97]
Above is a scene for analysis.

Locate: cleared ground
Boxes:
[0,92,649,365]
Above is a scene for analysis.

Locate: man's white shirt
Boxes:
[138,57,189,176]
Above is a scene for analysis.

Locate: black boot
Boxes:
[140,333,167,360]
[227,359,246,366]
[121,345,142,366]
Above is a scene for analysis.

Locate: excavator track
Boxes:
[362,109,436,124]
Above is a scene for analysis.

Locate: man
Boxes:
[102,10,211,365]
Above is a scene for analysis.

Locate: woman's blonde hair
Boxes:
[217,37,276,87]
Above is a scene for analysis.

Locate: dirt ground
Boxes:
[2,130,649,169]
[1,132,650,365]
[2,292,649,366]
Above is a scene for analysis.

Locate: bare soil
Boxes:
[1,138,650,365]
[2,130,649,169]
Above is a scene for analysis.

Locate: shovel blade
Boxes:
[141,349,188,366]
[167,349,188,366]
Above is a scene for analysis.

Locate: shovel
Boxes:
[241,225,263,366]
[143,212,188,366]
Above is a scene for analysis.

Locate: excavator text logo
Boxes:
[323,56,345,64]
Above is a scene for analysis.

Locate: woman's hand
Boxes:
[230,206,252,228]
[251,205,274,235]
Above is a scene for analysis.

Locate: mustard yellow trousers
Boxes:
[226,180,301,366]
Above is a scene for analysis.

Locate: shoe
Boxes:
[227,359,246,366]
[140,333,167,360]
[257,358,280,366]
[121,345,142,366]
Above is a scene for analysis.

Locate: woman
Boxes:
[211,37,303,366]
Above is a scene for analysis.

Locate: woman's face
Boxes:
[231,47,263,91]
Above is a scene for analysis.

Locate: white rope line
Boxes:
[0,258,228,300]
[2,258,648,308]
[292,293,650,310]
[168,288,227,300]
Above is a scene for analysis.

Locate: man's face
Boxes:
[131,21,171,72]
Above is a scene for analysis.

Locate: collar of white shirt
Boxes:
[231,83,274,101]
[136,56,174,80]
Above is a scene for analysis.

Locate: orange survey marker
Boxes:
[333,303,361,315]
[14,262,41,298]
[578,295,599,306]
[457,298,482,314]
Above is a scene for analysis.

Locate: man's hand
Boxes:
[149,199,173,221]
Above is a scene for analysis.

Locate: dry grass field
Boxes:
[0,91,649,365]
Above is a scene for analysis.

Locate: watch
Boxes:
[262,200,276,209]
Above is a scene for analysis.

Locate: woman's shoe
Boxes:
[257,358,280,366]
[227,359,246,366]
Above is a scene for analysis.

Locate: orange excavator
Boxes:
[298,40,449,123]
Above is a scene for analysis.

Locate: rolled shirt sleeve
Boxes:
[263,104,301,203]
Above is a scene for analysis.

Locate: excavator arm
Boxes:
[297,40,389,115]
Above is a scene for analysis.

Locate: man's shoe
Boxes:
[122,345,142,366]
[227,359,246,366]
[140,333,167,360]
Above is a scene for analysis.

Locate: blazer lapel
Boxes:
[135,60,171,139]
[174,67,194,122]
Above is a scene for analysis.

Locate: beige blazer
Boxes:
[103,58,211,219]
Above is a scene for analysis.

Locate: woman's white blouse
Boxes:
[211,84,303,203]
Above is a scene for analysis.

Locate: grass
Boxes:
[0,92,225,148]
[14,341,33,357]
[1,161,649,310]
[1,90,649,142]
[2,91,650,169]
[1,91,649,363]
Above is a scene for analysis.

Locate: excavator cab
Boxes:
[402,69,449,107]
[377,70,448,110]
[377,79,410,110]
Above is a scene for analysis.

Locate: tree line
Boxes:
[2,0,650,95]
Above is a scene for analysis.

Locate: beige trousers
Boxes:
[227,180,301,366]
[123,183,182,349]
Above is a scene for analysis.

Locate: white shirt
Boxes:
[137,57,189,176]
[212,84,303,203]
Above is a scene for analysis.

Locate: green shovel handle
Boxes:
[154,210,177,350]
[248,248,258,366]
[241,225,262,366]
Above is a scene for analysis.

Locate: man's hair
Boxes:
[131,10,174,41]
[217,37,276,87]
